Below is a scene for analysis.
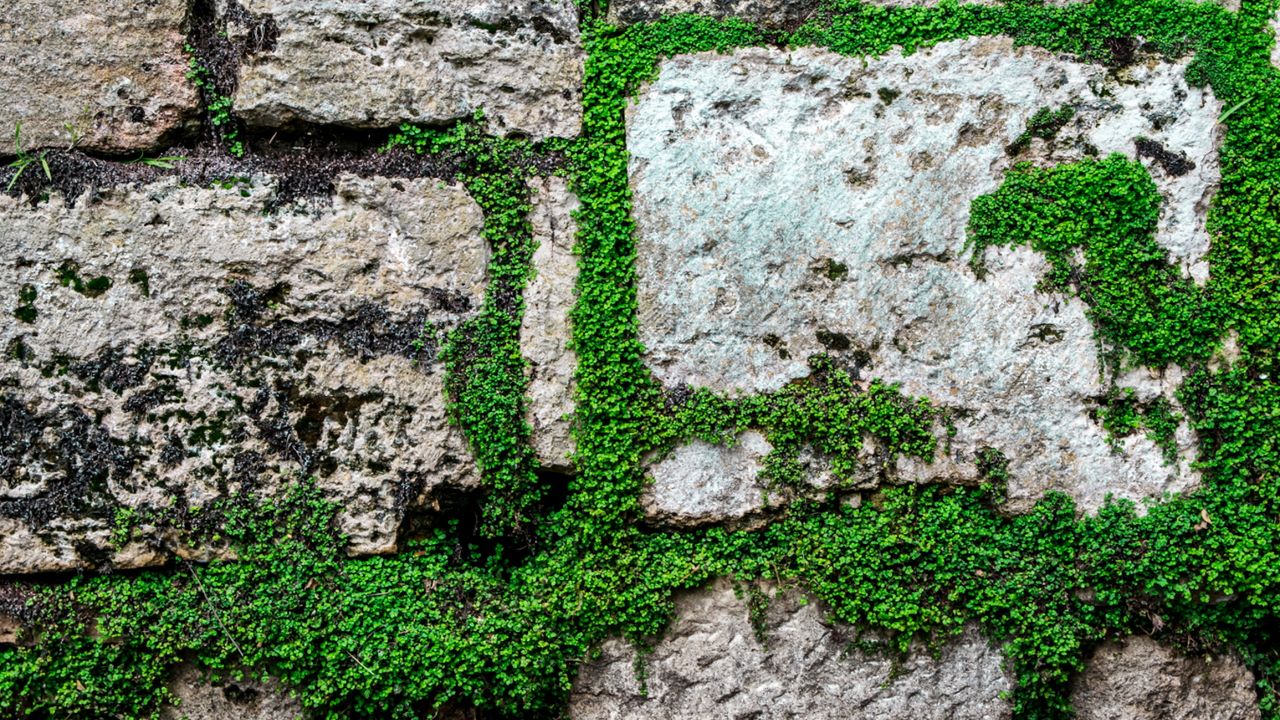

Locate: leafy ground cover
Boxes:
[4,1,1280,718]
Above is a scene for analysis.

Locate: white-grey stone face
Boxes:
[231,0,584,139]
[630,37,1221,514]
[1273,9,1280,68]
[0,0,198,152]
[570,578,1014,720]
[522,177,580,472]
[1071,636,1261,720]
[642,430,773,525]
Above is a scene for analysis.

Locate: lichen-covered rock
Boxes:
[629,38,1218,514]
[642,430,772,525]
[1072,636,1261,720]
[228,0,584,139]
[0,0,198,153]
[162,665,302,720]
[0,175,487,572]
[522,177,579,472]
[570,578,1013,719]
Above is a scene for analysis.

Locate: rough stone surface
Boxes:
[629,38,1219,514]
[570,578,1013,719]
[643,431,772,525]
[1072,636,1261,720]
[0,0,199,153]
[522,177,580,472]
[162,665,302,720]
[0,176,487,573]
[229,0,584,139]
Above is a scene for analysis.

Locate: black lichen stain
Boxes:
[127,269,151,298]
[215,280,455,367]
[816,329,851,351]
[0,396,133,528]
[1135,137,1195,177]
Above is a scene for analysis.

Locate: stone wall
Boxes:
[0,0,1273,718]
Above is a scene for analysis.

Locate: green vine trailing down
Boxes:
[184,44,246,157]
[384,114,561,539]
[5,1,1280,718]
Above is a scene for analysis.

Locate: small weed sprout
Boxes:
[6,123,52,192]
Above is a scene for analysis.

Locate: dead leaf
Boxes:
[1194,508,1211,532]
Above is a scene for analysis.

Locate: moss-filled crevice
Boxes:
[383,116,571,540]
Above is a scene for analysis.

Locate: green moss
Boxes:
[13,283,36,323]
[968,155,1220,370]
[6,2,1280,719]
[56,261,113,299]
[1006,105,1076,155]
[128,269,151,298]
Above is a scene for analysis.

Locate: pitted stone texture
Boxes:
[162,665,302,720]
[230,0,584,139]
[1072,636,1261,720]
[0,176,487,573]
[630,38,1216,513]
[522,177,580,472]
[642,431,772,526]
[570,578,1013,719]
[0,0,198,153]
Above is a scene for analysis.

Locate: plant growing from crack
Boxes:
[5,124,51,192]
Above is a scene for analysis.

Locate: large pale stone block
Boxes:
[628,38,1220,514]
[0,175,487,572]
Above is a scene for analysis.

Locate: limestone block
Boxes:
[522,177,580,472]
[229,0,585,139]
[1072,636,1261,720]
[571,578,1013,719]
[0,0,198,152]
[628,38,1220,514]
[0,175,487,572]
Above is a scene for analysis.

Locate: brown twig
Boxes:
[184,559,246,660]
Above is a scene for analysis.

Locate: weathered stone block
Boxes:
[570,578,1013,719]
[628,37,1220,514]
[0,0,199,153]
[228,0,584,139]
[1072,636,1261,720]
[162,665,302,720]
[0,175,487,572]
[522,177,580,472]
[642,430,772,525]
